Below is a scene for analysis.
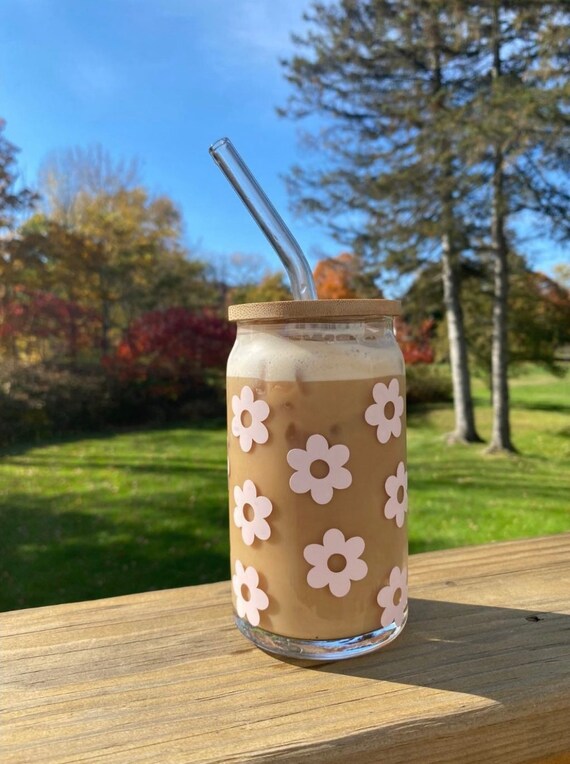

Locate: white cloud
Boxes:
[224,0,309,58]
[159,0,310,65]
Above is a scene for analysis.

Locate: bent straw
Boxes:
[209,137,317,301]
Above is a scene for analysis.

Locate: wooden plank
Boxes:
[2,534,570,764]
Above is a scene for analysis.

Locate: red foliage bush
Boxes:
[103,308,236,402]
[395,317,435,365]
[0,287,101,356]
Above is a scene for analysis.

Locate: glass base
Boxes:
[235,609,408,661]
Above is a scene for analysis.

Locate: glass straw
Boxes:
[209,137,317,301]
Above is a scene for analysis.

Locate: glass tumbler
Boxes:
[226,299,407,660]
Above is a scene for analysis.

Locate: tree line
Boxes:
[1,0,569,456]
[0,132,218,362]
[279,0,570,452]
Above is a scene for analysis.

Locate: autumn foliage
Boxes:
[313,253,435,364]
[0,287,101,358]
[104,308,236,401]
[314,253,359,299]
[396,317,435,365]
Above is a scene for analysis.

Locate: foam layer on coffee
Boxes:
[227,329,403,381]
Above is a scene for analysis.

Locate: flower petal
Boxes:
[255,496,272,519]
[331,465,352,490]
[377,586,393,608]
[290,469,312,495]
[286,447,308,470]
[322,527,346,552]
[377,425,391,444]
[240,431,253,453]
[241,480,257,503]
[306,433,329,458]
[254,518,271,541]
[390,417,402,438]
[344,535,365,559]
[231,416,241,438]
[307,565,329,589]
[251,421,269,445]
[385,473,399,498]
[373,382,388,404]
[391,566,405,588]
[304,542,325,565]
[243,565,259,589]
[245,601,260,626]
[364,403,382,426]
[329,572,351,597]
[310,480,334,505]
[234,560,245,579]
[384,497,398,521]
[233,506,244,528]
[388,378,400,398]
[327,443,350,468]
[394,394,404,418]
[241,386,254,404]
[231,395,242,416]
[252,587,269,611]
[233,484,244,506]
[242,524,255,546]
[251,398,269,421]
[393,601,406,627]
[348,557,368,582]
[236,596,247,619]
[380,608,394,628]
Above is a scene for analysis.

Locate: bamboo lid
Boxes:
[228,299,401,323]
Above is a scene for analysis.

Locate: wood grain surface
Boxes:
[2,534,570,764]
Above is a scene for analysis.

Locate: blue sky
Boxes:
[0,0,332,279]
[0,0,566,286]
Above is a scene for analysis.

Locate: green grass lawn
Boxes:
[1,368,568,612]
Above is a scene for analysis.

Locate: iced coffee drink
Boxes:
[227,299,407,660]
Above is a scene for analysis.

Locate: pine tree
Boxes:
[280,0,484,443]
[467,2,570,453]
[280,0,569,451]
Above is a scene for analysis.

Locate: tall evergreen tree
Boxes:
[280,0,484,443]
[281,0,569,451]
[467,2,570,452]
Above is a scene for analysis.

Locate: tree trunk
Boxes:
[487,152,515,453]
[487,2,516,454]
[429,18,482,445]
[441,233,483,443]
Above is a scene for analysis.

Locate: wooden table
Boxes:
[3,534,570,763]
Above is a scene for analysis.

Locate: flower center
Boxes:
[240,584,252,603]
[242,503,255,522]
[393,586,403,606]
[384,401,395,420]
[240,410,253,428]
[310,459,330,479]
[397,485,406,504]
[327,553,347,573]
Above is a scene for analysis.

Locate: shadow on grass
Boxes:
[406,403,451,427]
[0,419,226,460]
[4,456,227,477]
[0,491,230,613]
[512,401,570,414]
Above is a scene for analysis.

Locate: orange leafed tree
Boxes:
[313,253,360,299]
